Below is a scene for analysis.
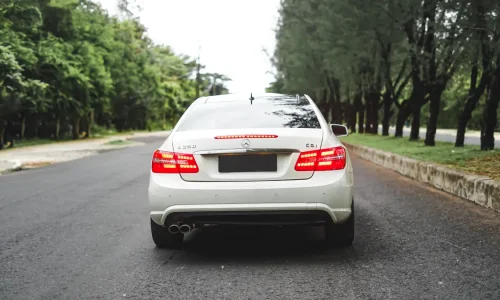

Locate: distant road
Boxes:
[1,135,500,299]
[377,126,500,147]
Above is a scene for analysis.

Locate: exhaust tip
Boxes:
[179,224,192,234]
[168,224,180,234]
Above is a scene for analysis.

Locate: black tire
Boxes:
[324,199,354,247]
[150,219,183,248]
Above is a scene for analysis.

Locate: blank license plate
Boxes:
[218,154,277,173]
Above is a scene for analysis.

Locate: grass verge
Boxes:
[340,133,500,180]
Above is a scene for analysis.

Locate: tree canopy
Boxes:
[0,0,228,147]
[270,0,500,150]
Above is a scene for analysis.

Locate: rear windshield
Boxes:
[176,96,322,131]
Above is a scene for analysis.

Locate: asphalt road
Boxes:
[388,127,500,147]
[1,136,500,300]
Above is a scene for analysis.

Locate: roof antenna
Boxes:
[250,93,254,105]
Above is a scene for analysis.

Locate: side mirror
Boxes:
[330,124,349,137]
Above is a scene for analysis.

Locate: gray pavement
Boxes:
[1,136,500,299]
[382,126,500,147]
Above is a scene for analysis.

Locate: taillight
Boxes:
[294,146,346,171]
[152,150,199,173]
[294,150,318,171]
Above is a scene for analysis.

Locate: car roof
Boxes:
[194,93,311,105]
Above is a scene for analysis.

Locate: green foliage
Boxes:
[0,0,227,143]
[271,0,500,141]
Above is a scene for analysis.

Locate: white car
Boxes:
[148,93,354,248]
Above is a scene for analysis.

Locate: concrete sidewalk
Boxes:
[0,131,170,174]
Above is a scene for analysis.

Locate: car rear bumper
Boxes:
[148,170,353,226]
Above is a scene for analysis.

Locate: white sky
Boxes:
[97,0,281,94]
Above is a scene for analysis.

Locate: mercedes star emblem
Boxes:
[241,139,251,148]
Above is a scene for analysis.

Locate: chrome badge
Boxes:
[241,139,251,148]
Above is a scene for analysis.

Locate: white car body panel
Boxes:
[171,128,324,182]
[149,93,354,227]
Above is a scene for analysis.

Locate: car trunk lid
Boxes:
[172,128,324,182]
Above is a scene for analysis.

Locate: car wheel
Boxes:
[150,219,183,248]
[324,199,354,247]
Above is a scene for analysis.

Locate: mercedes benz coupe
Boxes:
[148,93,354,248]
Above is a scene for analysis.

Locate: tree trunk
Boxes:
[329,93,336,123]
[33,118,39,138]
[358,105,365,134]
[84,110,94,138]
[368,93,379,134]
[319,88,329,119]
[20,114,26,140]
[320,101,329,121]
[0,124,4,150]
[345,103,356,133]
[353,91,364,133]
[480,66,500,151]
[456,65,479,147]
[395,102,409,137]
[55,115,61,140]
[424,87,444,146]
[409,108,421,141]
[382,91,392,136]
[72,117,81,140]
[455,116,468,147]
[456,65,491,147]
[456,88,489,147]
[333,82,342,124]
[333,99,343,124]
[364,98,371,134]
[407,79,426,141]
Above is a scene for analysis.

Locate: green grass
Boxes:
[340,133,500,180]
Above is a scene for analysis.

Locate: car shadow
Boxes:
[157,225,361,265]
[151,205,397,267]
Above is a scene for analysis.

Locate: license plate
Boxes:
[218,154,277,173]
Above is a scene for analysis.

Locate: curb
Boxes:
[0,160,23,174]
[344,142,500,213]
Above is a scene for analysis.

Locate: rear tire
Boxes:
[150,219,183,248]
[324,199,354,247]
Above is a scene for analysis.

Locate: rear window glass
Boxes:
[176,96,322,131]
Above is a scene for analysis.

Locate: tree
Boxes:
[271,0,499,150]
[0,0,229,146]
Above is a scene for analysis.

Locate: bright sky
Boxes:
[97,0,281,94]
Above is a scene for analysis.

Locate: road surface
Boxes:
[1,136,500,300]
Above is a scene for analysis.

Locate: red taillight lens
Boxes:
[294,147,346,171]
[294,149,318,171]
[152,150,199,173]
[316,147,346,170]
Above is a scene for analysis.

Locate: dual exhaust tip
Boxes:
[168,224,192,234]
